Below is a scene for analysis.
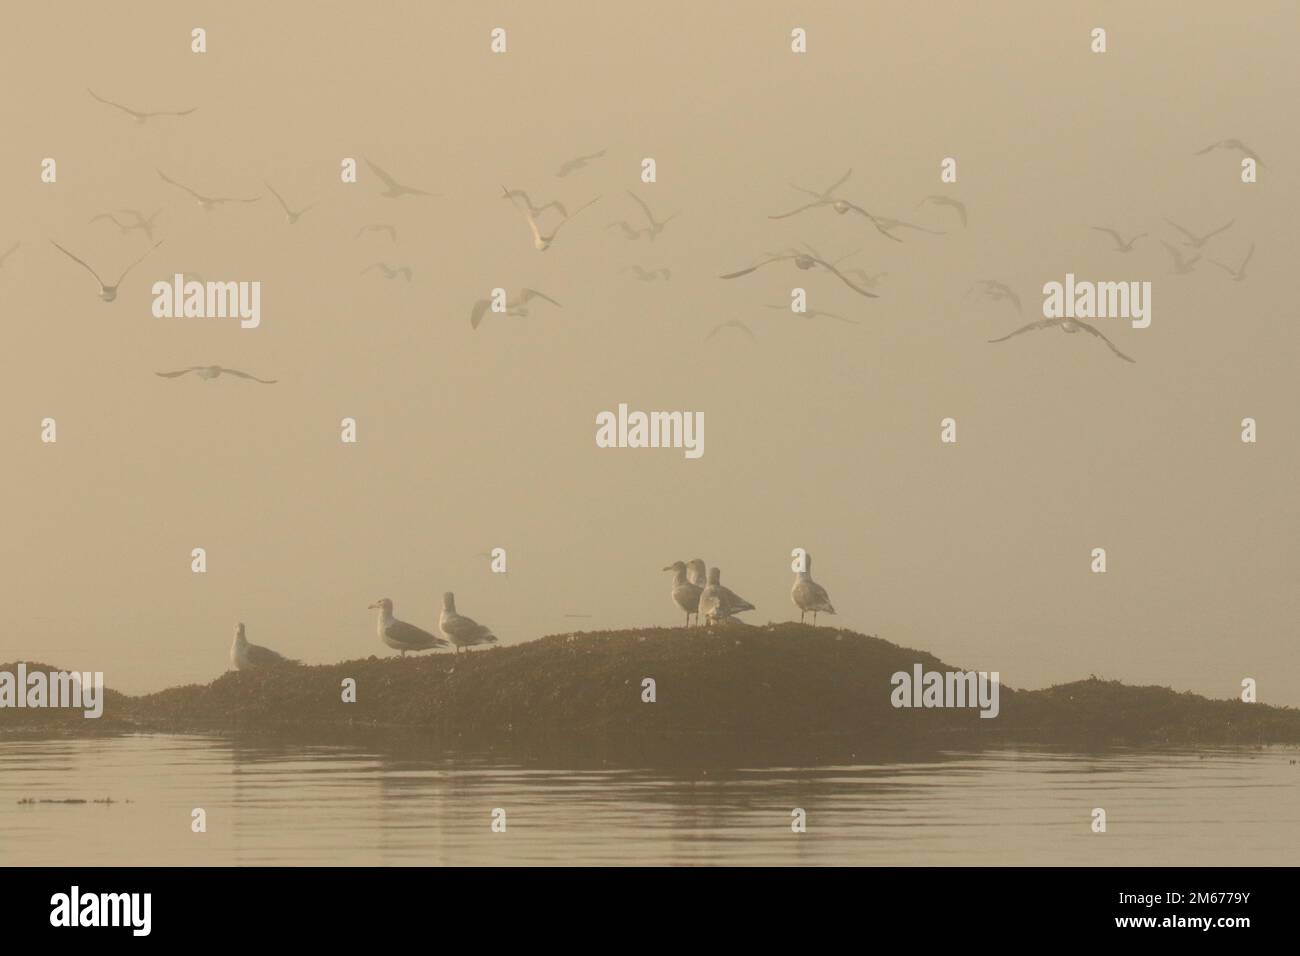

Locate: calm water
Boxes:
[1,734,1296,865]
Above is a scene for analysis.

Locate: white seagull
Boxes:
[721,251,877,298]
[158,169,260,210]
[792,554,836,626]
[51,239,161,303]
[368,598,449,656]
[988,317,1135,363]
[768,168,853,219]
[504,186,600,251]
[686,559,708,589]
[230,623,295,670]
[156,365,278,383]
[698,567,756,625]
[663,561,703,627]
[438,592,499,653]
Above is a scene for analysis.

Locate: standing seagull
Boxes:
[88,89,196,124]
[503,186,600,251]
[917,195,968,227]
[1090,226,1146,252]
[698,567,756,625]
[791,554,836,626]
[368,598,449,656]
[50,240,161,303]
[438,592,499,654]
[663,561,703,627]
[555,148,607,177]
[607,191,677,241]
[1209,242,1255,282]
[155,365,277,384]
[470,288,560,329]
[158,169,260,210]
[1165,218,1234,249]
[230,623,295,670]
[265,182,315,224]
[988,317,1135,363]
[365,158,434,198]
[686,559,708,589]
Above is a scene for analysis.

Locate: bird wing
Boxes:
[113,240,162,284]
[841,203,904,242]
[89,213,126,228]
[221,368,278,384]
[265,182,291,214]
[1074,320,1136,363]
[87,89,140,118]
[1239,242,1255,270]
[247,644,289,666]
[1164,219,1196,241]
[1160,241,1186,267]
[365,158,402,190]
[361,263,383,274]
[386,619,448,648]
[626,190,656,226]
[1205,219,1235,239]
[1192,142,1219,155]
[470,299,490,329]
[50,241,104,285]
[824,167,853,194]
[813,258,879,298]
[0,240,18,265]
[519,288,561,308]
[1090,227,1124,246]
[155,368,202,378]
[607,220,642,238]
[988,319,1057,343]
[1208,259,1234,275]
[767,201,823,221]
[720,256,786,279]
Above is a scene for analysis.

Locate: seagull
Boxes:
[230,623,295,671]
[988,317,1135,363]
[0,241,19,268]
[504,186,600,251]
[706,320,757,342]
[870,214,943,237]
[555,148,607,177]
[356,224,397,242]
[607,191,677,241]
[967,280,1022,313]
[362,262,413,281]
[839,268,887,289]
[663,561,703,627]
[770,187,903,243]
[50,240,161,303]
[1194,139,1265,167]
[470,288,560,329]
[768,168,853,219]
[501,188,567,220]
[438,592,499,653]
[763,304,859,325]
[265,182,315,224]
[622,265,671,282]
[88,89,196,124]
[917,195,967,227]
[157,169,259,210]
[155,365,278,383]
[1209,242,1255,282]
[721,251,877,298]
[699,567,756,625]
[1090,226,1147,252]
[1160,241,1200,274]
[791,554,836,626]
[686,559,708,589]
[365,158,434,198]
[91,209,162,242]
[1165,218,1234,249]
[368,598,449,656]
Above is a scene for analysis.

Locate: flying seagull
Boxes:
[988,317,1135,363]
[88,88,196,124]
[555,148,607,177]
[157,169,259,210]
[663,561,703,627]
[50,239,161,303]
[438,592,499,654]
[265,182,314,224]
[768,168,853,219]
[1090,226,1147,253]
[501,188,567,220]
[870,214,943,237]
[607,191,677,241]
[91,209,162,242]
[0,241,19,268]
[706,319,758,342]
[1194,139,1264,167]
[1209,242,1255,282]
[368,598,449,657]
[155,365,277,383]
[355,224,397,242]
[470,288,560,329]
[230,623,296,670]
[622,265,671,282]
[1159,241,1200,274]
[792,553,836,626]
[365,158,434,198]
[362,262,413,281]
[1165,218,1234,249]
[763,304,859,325]
[721,251,877,298]
[967,280,1022,314]
[917,195,968,227]
[698,567,756,625]
[503,186,600,251]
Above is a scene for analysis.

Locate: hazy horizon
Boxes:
[2,2,1297,702]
